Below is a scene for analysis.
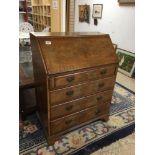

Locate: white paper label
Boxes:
[45,41,51,45]
[52,0,58,9]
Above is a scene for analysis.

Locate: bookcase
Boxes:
[19,0,32,24]
[19,0,28,22]
[31,0,51,31]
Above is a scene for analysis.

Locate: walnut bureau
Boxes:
[30,32,118,145]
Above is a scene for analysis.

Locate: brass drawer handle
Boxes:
[65,119,72,125]
[98,83,104,88]
[66,76,75,82]
[96,96,103,101]
[66,90,74,96]
[100,69,107,75]
[95,109,101,115]
[66,105,73,111]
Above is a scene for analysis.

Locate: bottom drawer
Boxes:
[50,102,110,135]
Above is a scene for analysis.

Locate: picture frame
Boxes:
[116,48,135,77]
[92,4,103,19]
[79,5,90,23]
[118,0,135,4]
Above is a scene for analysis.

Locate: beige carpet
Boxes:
[116,72,135,92]
[91,133,135,155]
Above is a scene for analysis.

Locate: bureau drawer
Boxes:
[50,102,109,135]
[49,64,116,89]
[79,102,110,124]
[50,90,113,120]
[50,77,115,105]
[50,112,79,135]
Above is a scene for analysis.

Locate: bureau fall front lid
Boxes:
[30,32,118,75]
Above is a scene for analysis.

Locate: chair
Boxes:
[19,22,34,62]
[19,22,34,33]
[19,22,34,46]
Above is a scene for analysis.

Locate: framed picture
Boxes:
[118,0,135,4]
[79,5,90,23]
[116,48,135,77]
[92,4,103,19]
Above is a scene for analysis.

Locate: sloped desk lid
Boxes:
[31,32,118,75]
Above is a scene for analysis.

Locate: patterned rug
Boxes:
[19,83,135,155]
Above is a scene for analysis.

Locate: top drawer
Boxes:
[49,64,117,89]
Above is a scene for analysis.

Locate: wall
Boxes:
[74,0,135,52]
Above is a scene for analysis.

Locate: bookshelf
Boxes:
[19,0,28,22]
[31,0,51,31]
[19,0,32,24]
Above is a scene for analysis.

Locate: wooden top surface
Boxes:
[31,33,118,75]
[31,32,102,37]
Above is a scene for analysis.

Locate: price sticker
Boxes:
[45,41,52,45]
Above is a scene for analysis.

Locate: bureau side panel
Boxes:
[30,34,48,131]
